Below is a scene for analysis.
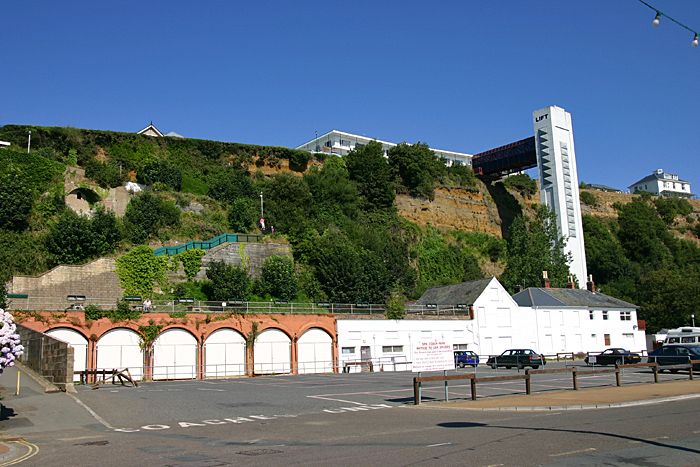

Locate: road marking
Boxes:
[58,435,108,441]
[68,393,114,430]
[550,447,596,457]
[426,442,451,447]
[197,388,225,392]
[0,441,39,467]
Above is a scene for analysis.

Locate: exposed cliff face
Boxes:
[396,187,503,237]
[396,180,539,239]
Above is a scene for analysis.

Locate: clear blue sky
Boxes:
[3,1,698,191]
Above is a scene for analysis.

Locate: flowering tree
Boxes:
[0,309,24,373]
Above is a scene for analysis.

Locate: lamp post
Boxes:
[693,314,696,327]
[27,129,31,153]
[260,191,264,218]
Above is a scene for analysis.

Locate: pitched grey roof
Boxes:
[415,277,493,306]
[513,287,637,309]
[629,171,690,187]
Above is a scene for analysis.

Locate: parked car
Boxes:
[454,350,479,368]
[584,348,641,366]
[647,344,700,372]
[486,349,546,369]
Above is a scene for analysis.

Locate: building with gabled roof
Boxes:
[137,123,164,137]
[628,169,694,198]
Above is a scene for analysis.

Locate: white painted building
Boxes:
[336,277,646,371]
[295,130,473,167]
[628,169,694,198]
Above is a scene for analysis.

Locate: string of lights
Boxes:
[637,0,699,47]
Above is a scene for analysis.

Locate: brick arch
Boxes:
[18,311,339,377]
[45,324,90,341]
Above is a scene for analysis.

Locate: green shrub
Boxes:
[580,191,598,206]
[84,304,104,321]
[502,174,538,198]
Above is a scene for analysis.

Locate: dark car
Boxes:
[647,344,700,372]
[486,349,546,369]
[584,348,641,366]
[454,350,479,368]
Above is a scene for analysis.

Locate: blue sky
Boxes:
[3,1,698,191]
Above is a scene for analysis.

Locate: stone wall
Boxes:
[11,258,123,302]
[195,242,292,280]
[16,324,74,391]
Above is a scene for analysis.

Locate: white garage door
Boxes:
[297,328,333,374]
[96,328,144,379]
[47,328,88,382]
[253,329,291,375]
[204,328,246,378]
[153,328,198,380]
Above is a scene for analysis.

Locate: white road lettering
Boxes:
[113,404,392,433]
[141,424,170,430]
[179,422,207,428]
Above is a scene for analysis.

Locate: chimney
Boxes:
[566,276,575,289]
[514,285,522,294]
[586,274,595,292]
[542,271,550,288]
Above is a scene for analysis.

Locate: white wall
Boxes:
[336,319,475,372]
[472,278,538,355]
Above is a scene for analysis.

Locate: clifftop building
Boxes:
[629,169,694,198]
[295,130,472,167]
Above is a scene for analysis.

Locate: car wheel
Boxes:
[505,366,512,369]
[490,364,496,369]
[517,363,524,370]
[615,359,623,366]
[532,365,539,369]
[459,362,465,368]
[670,369,679,374]
[472,364,478,368]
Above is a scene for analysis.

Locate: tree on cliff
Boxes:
[388,142,445,200]
[500,205,572,292]
[0,165,33,231]
[345,141,395,212]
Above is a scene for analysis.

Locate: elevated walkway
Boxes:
[472,136,536,177]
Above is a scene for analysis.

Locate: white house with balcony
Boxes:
[295,130,472,167]
[628,169,694,198]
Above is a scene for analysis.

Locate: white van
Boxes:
[664,327,700,344]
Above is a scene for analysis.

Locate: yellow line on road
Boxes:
[0,441,39,466]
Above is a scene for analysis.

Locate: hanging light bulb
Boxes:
[693,34,699,47]
[652,12,661,27]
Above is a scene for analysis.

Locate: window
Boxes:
[622,333,633,339]
[342,347,355,354]
[620,311,631,321]
[382,345,403,353]
[681,336,697,343]
[453,343,469,350]
[604,334,611,346]
[602,311,608,320]
[589,310,594,320]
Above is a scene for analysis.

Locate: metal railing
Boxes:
[152,233,263,257]
[5,297,473,316]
